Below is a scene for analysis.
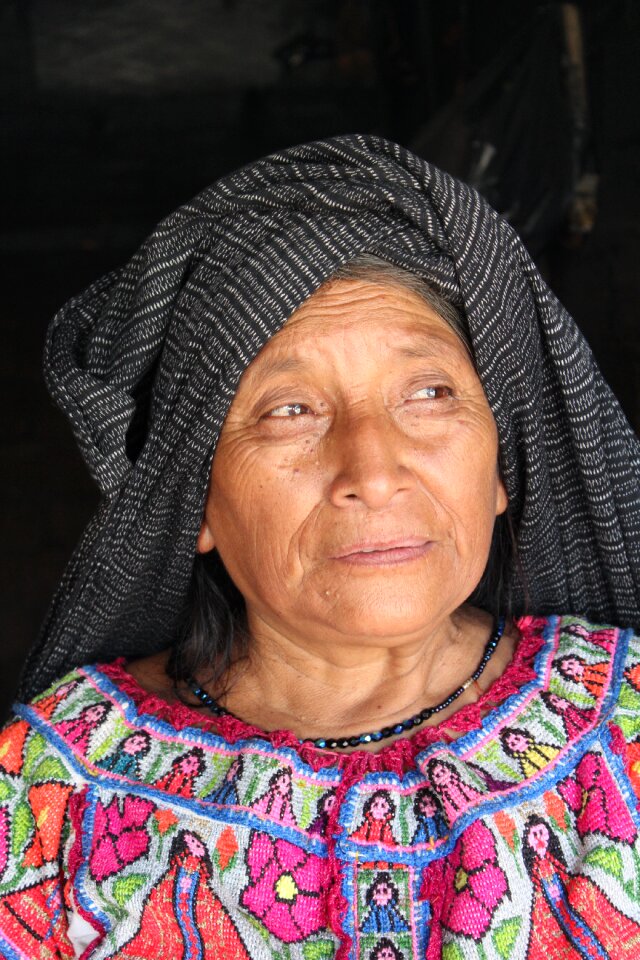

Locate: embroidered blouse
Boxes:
[2,615,640,960]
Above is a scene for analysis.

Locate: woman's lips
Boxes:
[332,539,432,566]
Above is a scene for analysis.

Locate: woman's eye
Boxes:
[264,402,313,418]
[409,385,453,401]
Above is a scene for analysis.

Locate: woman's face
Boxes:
[505,731,530,753]
[184,833,206,858]
[123,734,147,755]
[527,822,549,856]
[180,754,201,775]
[199,279,507,649]
[369,794,391,820]
[85,705,106,724]
[371,879,395,906]
[418,794,437,817]
[274,771,290,794]
[430,761,453,788]
[560,656,583,679]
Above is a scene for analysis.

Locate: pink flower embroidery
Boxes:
[241,831,326,942]
[89,795,154,882]
[558,752,637,843]
[424,820,508,942]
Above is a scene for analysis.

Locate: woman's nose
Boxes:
[327,410,416,509]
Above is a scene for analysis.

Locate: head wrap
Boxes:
[21,134,640,699]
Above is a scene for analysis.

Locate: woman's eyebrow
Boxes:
[394,337,464,362]
[250,332,463,384]
[248,354,307,382]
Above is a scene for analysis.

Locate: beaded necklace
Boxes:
[189,616,505,750]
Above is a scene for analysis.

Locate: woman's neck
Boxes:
[207,606,516,745]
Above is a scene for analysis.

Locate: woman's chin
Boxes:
[306,593,453,644]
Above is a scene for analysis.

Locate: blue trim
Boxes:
[83,664,344,782]
[74,785,112,934]
[0,934,24,960]
[14,615,631,868]
[336,617,630,865]
[13,702,331,853]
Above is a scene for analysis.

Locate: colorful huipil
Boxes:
[2,615,640,959]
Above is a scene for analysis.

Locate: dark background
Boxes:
[1,0,638,718]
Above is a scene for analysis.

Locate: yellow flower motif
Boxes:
[275,872,299,902]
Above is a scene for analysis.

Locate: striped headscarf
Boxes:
[21,134,640,699]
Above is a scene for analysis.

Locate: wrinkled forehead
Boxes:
[231,275,477,397]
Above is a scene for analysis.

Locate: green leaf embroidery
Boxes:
[199,755,239,798]
[243,912,273,943]
[495,762,520,780]
[442,943,465,960]
[619,682,640,713]
[614,713,640,739]
[11,801,34,857]
[492,916,522,958]
[398,800,411,845]
[537,718,565,741]
[583,845,624,880]
[22,734,46,778]
[0,780,15,803]
[302,940,336,960]
[112,873,147,907]
[31,756,71,782]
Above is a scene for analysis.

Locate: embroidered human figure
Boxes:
[556,656,609,698]
[500,727,560,778]
[540,692,595,741]
[523,815,640,958]
[54,702,111,754]
[154,746,205,797]
[411,788,448,845]
[369,937,405,959]
[558,752,638,844]
[360,871,409,934]
[251,767,297,826]
[96,731,151,779]
[119,830,250,959]
[309,788,336,836]
[426,758,481,820]
[564,622,616,652]
[36,679,79,720]
[205,756,244,805]
[352,790,396,844]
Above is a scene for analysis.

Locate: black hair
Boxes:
[412,787,440,817]
[369,940,404,960]
[167,546,246,692]
[499,727,532,756]
[363,789,396,818]
[522,814,566,876]
[365,872,399,906]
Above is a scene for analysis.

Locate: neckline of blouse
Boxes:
[98,615,547,774]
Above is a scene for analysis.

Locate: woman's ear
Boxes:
[196,518,216,554]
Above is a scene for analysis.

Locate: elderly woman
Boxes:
[1,135,639,960]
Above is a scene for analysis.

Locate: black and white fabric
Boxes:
[22,134,640,699]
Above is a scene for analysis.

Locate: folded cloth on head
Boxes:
[22,134,640,699]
